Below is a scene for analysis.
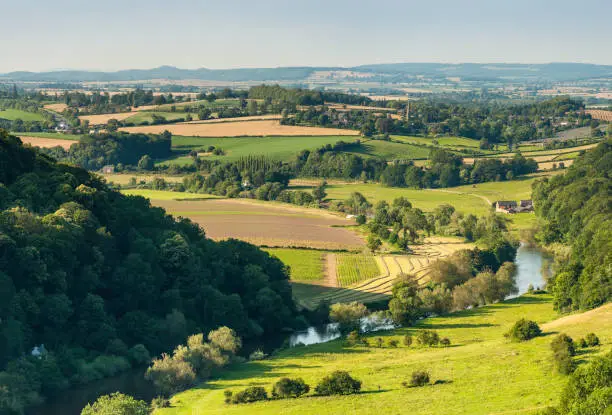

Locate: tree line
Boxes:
[0,130,300,413]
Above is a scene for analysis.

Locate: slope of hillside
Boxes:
[155,295,611,415]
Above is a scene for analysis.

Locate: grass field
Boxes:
[124,111,195,124]
[264,248,326,283]
[345,139,431,160]
[121,189,220,200]
[79,111,140,125]
[336,254,381,287]
[102,174,185,185]
[155,297,611,415]
[120,120,360,137]
[0,108,45,122]
[18,136,75,149]
[165,135,354,165]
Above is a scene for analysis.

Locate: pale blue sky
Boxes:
[1,0,611,72]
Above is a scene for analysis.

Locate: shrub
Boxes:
[272,377,310,398]
[558,352,612,414]
[387,339,399,348]
[405,370,430,387]
[150,396,170,409]
[584,333,600,347]
[329,302,368,333]
[127,344,151,365]
[231,386,268,404]
[248,350,267,361]
[314,371,362,396]
[505,319,541,342]
[577,338,588,348]
[356,214,366,225]
[553,348,576,375]
[551,334,575,357]
[416,330,440,347]
[145,353,196,396]
[375,337,384,348]
[440,337,451,347]
[346,330,361,346]
[81,392,148,415]
[223,390,233,404]
[403,335,413,346]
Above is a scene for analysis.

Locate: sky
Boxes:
[1,0,611,73]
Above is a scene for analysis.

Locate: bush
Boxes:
[404,370,430,387]
[81,392,148,415]
[272,377,310,398]
[150,396,170,409]
[577,338,588,348]
[403,335,413,346]
[145,353,196,396]
[223,390,233,404]
[416,330,440,347]
[375,337,384,348]
[248,350,267,361]
[558,352,612,414]
[553,349,576,375]
[346,330,361,346]
[387,339,399,348]
[128,344,151,365]
[329,302,368,333]
[505,319,541,342]
[314,371,362,396]
[440,337,451,347]
[551,334,575,357]
[231,386,268,404]
[584,333,600,347]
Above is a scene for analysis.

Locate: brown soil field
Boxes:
[18,136,76,149]
[586,109,612,121]
[152,198,365,249]
[119,120,360,137]
[43,103,68,112]
[79,112,140,125]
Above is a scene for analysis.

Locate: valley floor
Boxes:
[154,296,611,415]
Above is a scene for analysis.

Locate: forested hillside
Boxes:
[533,140,611,310]
[0,130,297,412]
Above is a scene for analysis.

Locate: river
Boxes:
[32,244,549,415]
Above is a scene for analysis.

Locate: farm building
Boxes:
[495,201,518,213]
[517,200,534,212]
[101,165,115,174]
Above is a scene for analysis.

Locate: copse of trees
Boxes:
[248,85,372,106]
[532,140,611,311]
[40,131,173,170]
[0,130,298,413]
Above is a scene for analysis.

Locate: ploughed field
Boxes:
[151,198,365,250]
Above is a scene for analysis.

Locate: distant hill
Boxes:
[2,63,612,83]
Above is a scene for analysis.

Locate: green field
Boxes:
[336,253,381,287]
[125,111,195,124]
[0,108,45,122]
[121,189,221,200]
[163,135,352,165]
[345,139,430,160]
[264,248,326,282]
[155,296,611,415]
[392,135,485,149]
[152,98,241,112]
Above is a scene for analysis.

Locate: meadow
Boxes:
[123,111,195,124]
[166,135,354,164]
[79,111,141,125]
[0,108,45,122]
[264,248,326,283]
[154,296,612,415]
[343,139,430,160]
[121,189,220,200]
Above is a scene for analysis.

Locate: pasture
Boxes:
[79,111,140,125]
[102,174,185,186]
[154,297,612,415]
[264,248,326,283]
[121,189,220,200]
[165,135,355,165]
[119,120,360,137]
[123,111,195,124]
[344,139,430,160]
[0,108,45,122]
[149,198,365,250]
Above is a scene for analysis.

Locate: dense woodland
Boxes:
[533,140,611,311]
[283,96,594,146]
[0,131,299,413]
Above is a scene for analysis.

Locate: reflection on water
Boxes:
[289,314,395,346]
[510,242,550,298]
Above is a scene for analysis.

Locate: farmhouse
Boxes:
[495,201,518,213]
[101,165,115,174]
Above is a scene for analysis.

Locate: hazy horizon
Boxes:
[2,0,611,73]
